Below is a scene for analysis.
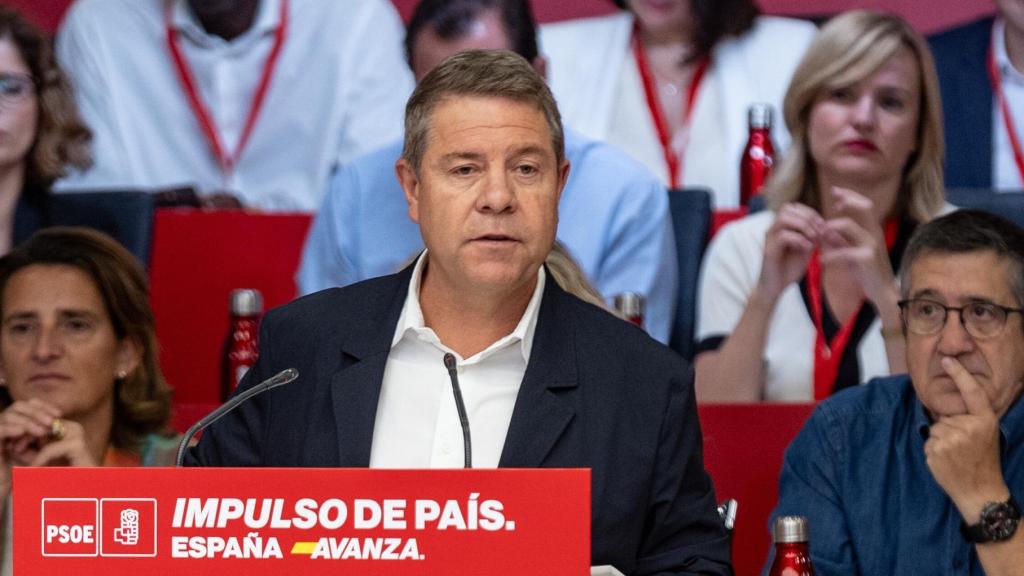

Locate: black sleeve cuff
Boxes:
[694,335,727,355]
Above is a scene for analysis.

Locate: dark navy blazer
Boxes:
[187,265,732,575]
[929,17,995,189]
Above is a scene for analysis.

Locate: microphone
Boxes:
[442,353,472,468]
[176,367,299,466]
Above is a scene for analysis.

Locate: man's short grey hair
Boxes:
[401,49,564,173]
[898,210,1024,307]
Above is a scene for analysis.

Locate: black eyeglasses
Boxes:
[897,298,1024,338]
[0,73,35,107]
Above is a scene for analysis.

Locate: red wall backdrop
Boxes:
[9,0,997,36]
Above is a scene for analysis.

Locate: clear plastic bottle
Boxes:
[220,289,262,401]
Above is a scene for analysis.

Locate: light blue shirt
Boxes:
[297,129,678,343]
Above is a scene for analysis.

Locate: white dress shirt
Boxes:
[54,0,413,211]
[992,18,1024,190]
[369,254,545,469]
[540,14,816,207]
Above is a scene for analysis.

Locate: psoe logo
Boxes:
[41,498,98,557]
[100,499,158,557]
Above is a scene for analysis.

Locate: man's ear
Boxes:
[396,158,422,224]
[556,159,570,203]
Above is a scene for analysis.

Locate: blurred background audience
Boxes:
[694,10,946,402]
[930,0,1024,191]
[0,7,89,255]
[539,0,816,207]
[51,0,413,211]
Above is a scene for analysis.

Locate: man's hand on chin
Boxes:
[925,357,1008,523]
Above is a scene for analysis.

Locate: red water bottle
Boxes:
[739,103,776,207]
[768,516,816,576]
[221,289,262,401]
[614,292,645,328]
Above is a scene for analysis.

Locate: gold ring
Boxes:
[49,419,66,440]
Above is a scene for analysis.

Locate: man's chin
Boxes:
[923,392,968,419]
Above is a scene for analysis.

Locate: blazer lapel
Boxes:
[499,277,579,468]
[329,265,413,467]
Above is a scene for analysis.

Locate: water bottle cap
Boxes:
[773,515,809,543]
[614,292,645,317]
[230,289,263,316]
[749,103,773,130]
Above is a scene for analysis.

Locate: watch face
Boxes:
[982,501,1020,541]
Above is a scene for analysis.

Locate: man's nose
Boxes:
[476,170,516,213]
[936,310,976,356]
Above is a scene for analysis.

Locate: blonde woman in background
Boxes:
[695,11,946,402]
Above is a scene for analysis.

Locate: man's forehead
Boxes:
[908,249,1016,300]
[424,95,555,153]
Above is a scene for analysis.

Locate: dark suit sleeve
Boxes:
[635,361,733,575]
[182,309,280,467]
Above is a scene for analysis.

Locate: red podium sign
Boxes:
[14,467,590,575]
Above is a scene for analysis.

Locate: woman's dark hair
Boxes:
[0,7,91,191]
[405,0,538,65]
[615,0,759,62]
[0,227,172,453]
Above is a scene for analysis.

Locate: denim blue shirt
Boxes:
[295,129,678,344]
[767,374,1024,575]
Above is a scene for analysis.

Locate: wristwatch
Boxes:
[961,496,1021,543]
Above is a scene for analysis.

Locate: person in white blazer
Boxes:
[539,1,816,208]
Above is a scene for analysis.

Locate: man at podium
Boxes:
[186,48,731,575]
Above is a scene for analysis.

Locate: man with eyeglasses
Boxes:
[766,209,1024,574]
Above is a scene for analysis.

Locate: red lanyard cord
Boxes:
[165,0,289,177]
[632,27,709,189]
[808,219,899,401]
[988,33,1024,185]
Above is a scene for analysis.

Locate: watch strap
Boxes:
[961,495,1021,544]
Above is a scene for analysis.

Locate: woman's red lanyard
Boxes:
[165,0,289,181]
[632,27,709,189]
[988,36,1024,185]
[808,219,899,400]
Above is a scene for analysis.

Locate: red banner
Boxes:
[14,467,590,575]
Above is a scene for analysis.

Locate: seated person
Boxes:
[539,0,816,205]
[0,7,90,253]
[298,0,677,344]
[54,0,413,211]
[768,209,1024,574]
[695,11,946,402]
[0,227,177,574]
[188,49,731,574]
[929,0,1024,190]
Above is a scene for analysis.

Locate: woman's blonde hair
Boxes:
[766,10,944,223]
[545,241,611,311]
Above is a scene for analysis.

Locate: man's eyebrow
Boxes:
[2,311,36,324]
[438,152,486,164]
[509,145,549,158]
